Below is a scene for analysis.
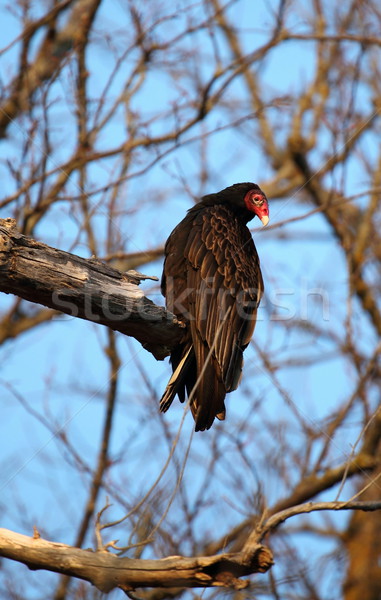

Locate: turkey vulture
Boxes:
[160,182,269,431]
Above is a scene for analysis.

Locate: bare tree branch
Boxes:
[0,528,272,593]
[0,218,182,359]
[0,0,101,138]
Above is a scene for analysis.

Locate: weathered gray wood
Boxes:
[0,218,184,359]
[0,528,273,592]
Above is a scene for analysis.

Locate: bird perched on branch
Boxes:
[160,182,269,431]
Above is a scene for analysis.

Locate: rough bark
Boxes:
[0,528,273,593]
[0,218,183,359]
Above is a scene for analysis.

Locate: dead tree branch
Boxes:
[0,218,183,359]
[0,528,272,593]
[243,500,381,559]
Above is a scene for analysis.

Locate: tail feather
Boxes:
[160,340,227,431]
[192,344,226,432]
[160,346,193,413]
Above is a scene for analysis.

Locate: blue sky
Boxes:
[0,1,379,598]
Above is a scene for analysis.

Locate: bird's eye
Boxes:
[251,194,264,206]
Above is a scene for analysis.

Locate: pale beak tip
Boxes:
[260,215,269,226]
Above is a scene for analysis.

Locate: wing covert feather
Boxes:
[186,205,263,392]
[161,184,267,430]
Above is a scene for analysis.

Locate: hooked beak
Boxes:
[260,214,269,226]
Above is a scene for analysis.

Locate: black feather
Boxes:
[159,183,267,431]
